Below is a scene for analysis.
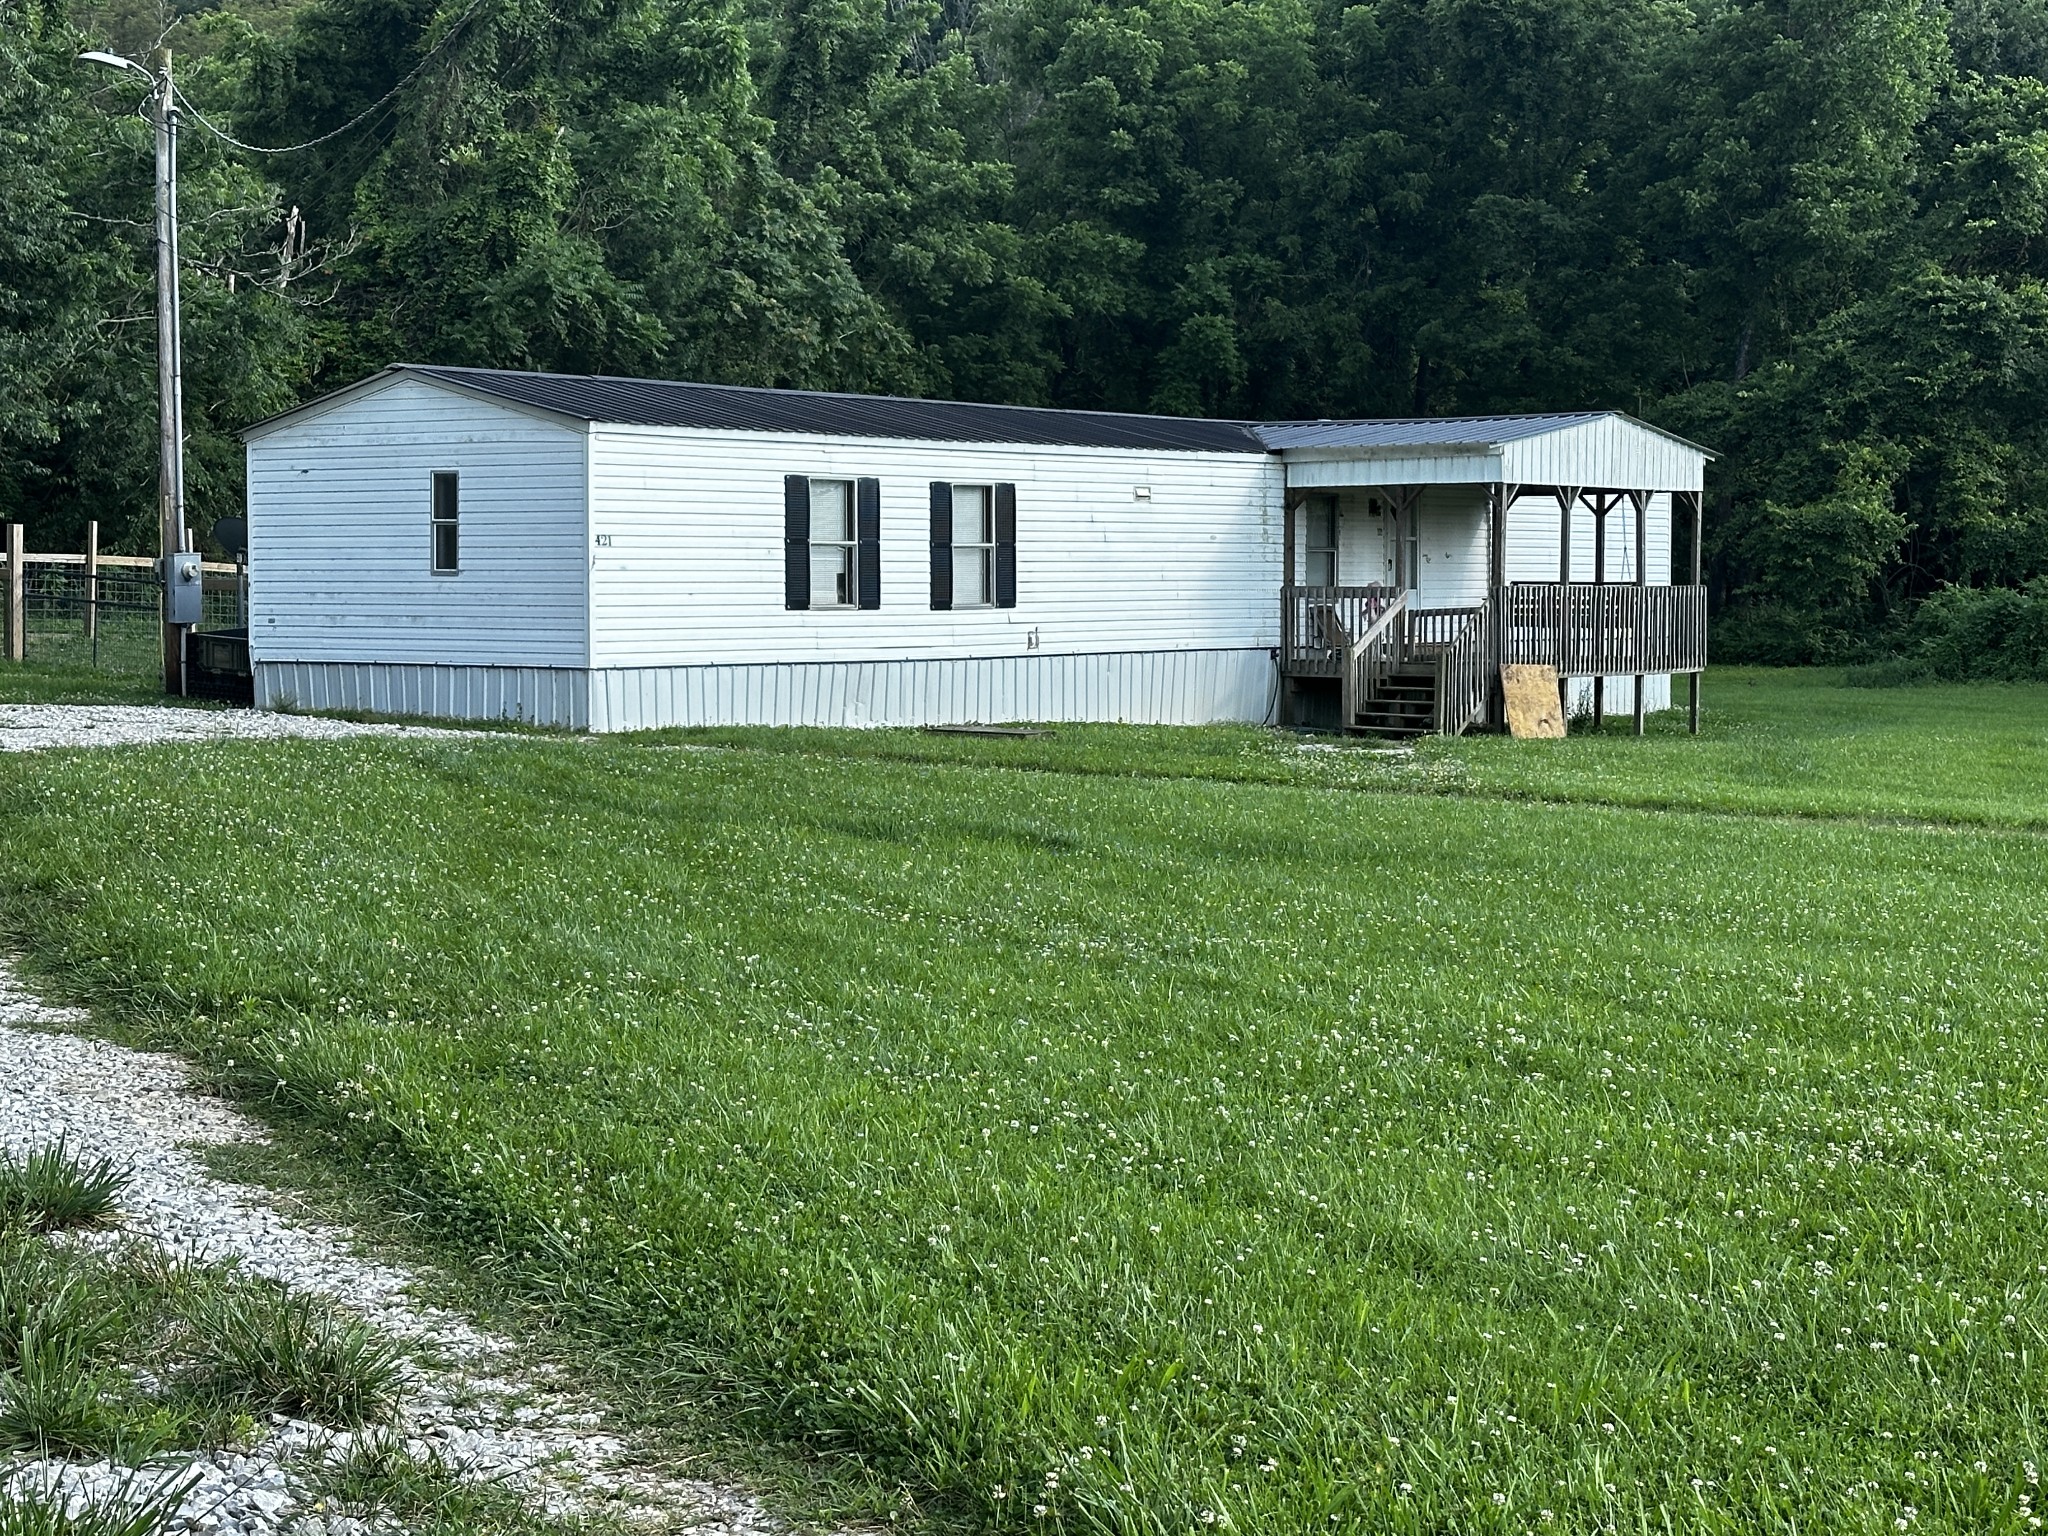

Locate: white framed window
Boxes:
[431,471,459,573]
[1304,494,1337,585]
[950,484,994,607]
[809,478,855,607]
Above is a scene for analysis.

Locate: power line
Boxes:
[173,0,489,156]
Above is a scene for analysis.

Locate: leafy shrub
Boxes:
[1712,599,1872,666]
[0,1144,127,1234]
[1847,578,2048,684]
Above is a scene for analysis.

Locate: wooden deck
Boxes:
[1282,581,1708,736]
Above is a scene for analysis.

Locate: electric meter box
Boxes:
[162,551,204,626]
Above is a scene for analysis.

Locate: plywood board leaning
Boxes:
[1502,664,1565,738]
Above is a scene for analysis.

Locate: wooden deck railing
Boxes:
[1495,583,1706,675]
[1427,606,1491,736]
[1283,585,1401,676]
[1337,592,1409,725]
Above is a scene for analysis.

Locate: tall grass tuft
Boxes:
[0,1144,127,1235]
[0,1235,132,1457]
[0,1333,126,1457]
[0,1236,114,1370]
[0,1473,196,1536]
[184,1285,404,1425]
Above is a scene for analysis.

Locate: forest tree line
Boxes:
[6,0,2048,661]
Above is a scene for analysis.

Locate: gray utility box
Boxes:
[161,551,204,625]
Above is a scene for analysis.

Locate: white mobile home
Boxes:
[242,366,1711,734]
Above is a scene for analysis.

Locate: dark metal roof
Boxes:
[402,365,1270,453]
[244,364,1712,459]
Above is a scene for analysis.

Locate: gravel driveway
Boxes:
[0,704,488,753]
[0,958,792,1535]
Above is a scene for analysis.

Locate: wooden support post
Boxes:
[1591,492,1609,730]
[1386,485,1421,594]
[1281,489,1300,727]
[1556,486,1578,721]
[1630,490,1650,736]
[1390,494,1402,589]
[1633,489,1648,586]
[1489,483,1512,588]
[1487,485,1513,728]
[1686,488,1704,586]
[1557,486,1575,585]
[83,520,98,643]
[4,523,21,664]
[1686,489,1703,735]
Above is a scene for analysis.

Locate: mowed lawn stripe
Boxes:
[2,733,2045,1534]
[662,668,2048,833]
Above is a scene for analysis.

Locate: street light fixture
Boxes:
[79,45,189,695]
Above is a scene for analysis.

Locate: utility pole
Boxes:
[81,46,188,695]
[152,47,187,695]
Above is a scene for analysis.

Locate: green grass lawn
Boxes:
[2,671,2047,1533]
[670,667,2048,830]
[0,632,195,705]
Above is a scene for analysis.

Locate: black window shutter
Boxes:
[929,482,953,610]
[993,482,1018,608]
[783,474,810,610]
[856,477,882,610]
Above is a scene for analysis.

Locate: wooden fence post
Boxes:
[84,520,99,642]
[4,523,23,663]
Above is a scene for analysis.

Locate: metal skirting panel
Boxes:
[588,649,1277,731]
[255,661,589,728]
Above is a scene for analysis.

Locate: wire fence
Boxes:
[17,557,244,675]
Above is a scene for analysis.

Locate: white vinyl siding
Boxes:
[246,376,589,668]
[585,427,1281,669]
[1410,487,1489,608]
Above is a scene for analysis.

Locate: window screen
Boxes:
[951,485,993,607]
[809,479,855,606]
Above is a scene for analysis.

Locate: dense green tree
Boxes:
[1,0,305,552]
[0,0,104,520]
[237,0,919,391]
[10,0,2048,652]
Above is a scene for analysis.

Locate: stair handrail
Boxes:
[1341,590,1409,725]
[1431,604,1490,736]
